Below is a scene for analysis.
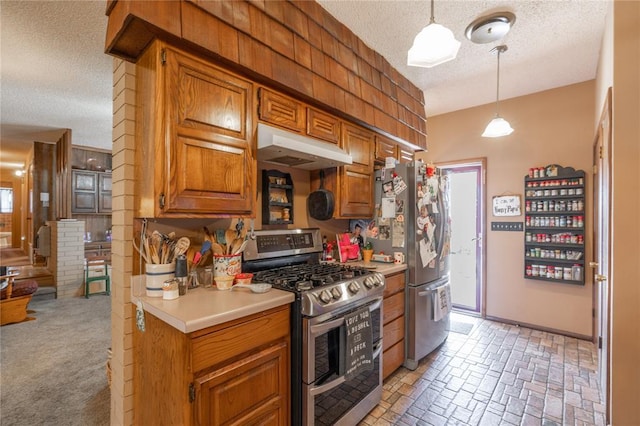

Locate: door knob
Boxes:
[595,274,607,282]
[589,261,599,268]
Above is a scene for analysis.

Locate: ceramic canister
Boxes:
[145,262,175,297]
[213,254,242,279]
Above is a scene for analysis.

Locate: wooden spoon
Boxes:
[225,229,237,254]
[210,242,225,256]
[173,237,190,261]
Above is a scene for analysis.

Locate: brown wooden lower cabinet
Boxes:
[134,305,290,425]
[382,271,406,380]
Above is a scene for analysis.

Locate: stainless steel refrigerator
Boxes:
[373,161,452,370]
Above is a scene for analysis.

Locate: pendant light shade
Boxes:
[482,116,514,137]
[482,45,513,138]
[407,0,461,68]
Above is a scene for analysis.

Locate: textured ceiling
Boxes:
[0,1,608,169]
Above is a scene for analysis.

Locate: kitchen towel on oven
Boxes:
[344,306,373,381]
[433,284,451,322]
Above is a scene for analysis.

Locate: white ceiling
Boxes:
[0,0,608,169]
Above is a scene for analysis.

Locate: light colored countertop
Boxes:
[131,262,404,334]
[337,260,408,276]
[132,277,294,334]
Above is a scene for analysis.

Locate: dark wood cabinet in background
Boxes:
[72,170,111,214]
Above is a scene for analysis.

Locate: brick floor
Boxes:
[359,313,606,426]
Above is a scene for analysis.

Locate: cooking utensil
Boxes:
[173,237,190,260]
[193,241,212,265]
[225,229,237,254]
[210,242,225,256]
[233,239,248,255]
[308,169,334,220]
[233,283,272,293]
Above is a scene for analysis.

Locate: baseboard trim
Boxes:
[484,315,593,341]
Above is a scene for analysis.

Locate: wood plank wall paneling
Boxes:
[105,0,427,149]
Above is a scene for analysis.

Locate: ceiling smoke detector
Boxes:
[465,12,516,44]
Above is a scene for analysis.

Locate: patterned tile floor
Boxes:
[360,313,606,426]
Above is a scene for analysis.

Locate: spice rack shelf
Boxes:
[524,164,586,285]
[262,170,294,225]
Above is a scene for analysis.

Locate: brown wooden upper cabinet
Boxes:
[135,40,256,218]
[338,123,375,218]
[375,135,415,165]
[258,88,341,145]
[258,88,304,133]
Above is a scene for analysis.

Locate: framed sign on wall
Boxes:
[492,195,521,217]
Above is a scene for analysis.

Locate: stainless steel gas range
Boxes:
[243,228,385,426]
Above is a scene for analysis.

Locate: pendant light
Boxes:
[482,45,514,137]
[407,0,461,68]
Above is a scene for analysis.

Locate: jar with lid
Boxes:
[532,265,540,277]
[563,267,573,280]
[554,267,563,280]
[572,265,583,281]
[526,265,532,276]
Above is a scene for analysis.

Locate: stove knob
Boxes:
[319,290,332,304]
[373,275,383,286]
[347,281,360,294]
[363,277,374,289]
[331,287,342,300]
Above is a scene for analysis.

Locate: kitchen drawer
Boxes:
[383,339,405,380]
[382,315,404,351]
[191,306,289,373]
[383,272,405,297]
[383,291,404,324]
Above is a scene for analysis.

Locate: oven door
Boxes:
[302,296,383,426]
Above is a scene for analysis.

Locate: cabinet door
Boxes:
[258,88,304,133]
[194,341,289,426]
[398,146,415,163]
[306,107,340,144]
[98,173,112,213]
[163,46,256,216]
[374,135,398,163]
[72,170,98,213]
[339,124,374,217]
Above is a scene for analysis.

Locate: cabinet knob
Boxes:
[595,274,607,282]
[589,261,598,268]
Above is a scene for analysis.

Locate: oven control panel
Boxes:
[243,228,323,261]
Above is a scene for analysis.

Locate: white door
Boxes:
[592,89,611,421]
[441,161,485,313]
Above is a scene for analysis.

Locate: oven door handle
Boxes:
[309,298,383,337]
[309,342,383,396]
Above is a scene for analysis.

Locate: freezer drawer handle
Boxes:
[418,284,448,298]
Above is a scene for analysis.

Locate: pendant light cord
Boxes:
[493,45,507,117]
[430,0,436,24]
[495,49,501,116]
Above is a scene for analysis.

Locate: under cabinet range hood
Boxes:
[257,123,353,170]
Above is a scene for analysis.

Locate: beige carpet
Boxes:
[0,295,111,425]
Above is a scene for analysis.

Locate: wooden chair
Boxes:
[85,259,111,298]
[1,273,38,326]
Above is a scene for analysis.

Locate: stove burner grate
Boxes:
[253,263,371,292]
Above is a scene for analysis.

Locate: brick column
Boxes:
[49,220,84,298]
[111,57,136,426]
